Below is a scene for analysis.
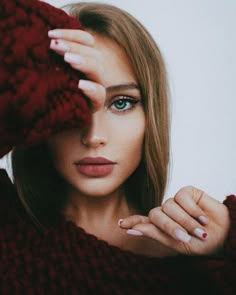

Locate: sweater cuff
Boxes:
[223,195,236,257]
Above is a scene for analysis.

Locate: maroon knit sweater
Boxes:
[0,172,235,295]
[1,0,236,294]
[0,0,90,157]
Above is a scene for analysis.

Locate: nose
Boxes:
[81,111,108,148]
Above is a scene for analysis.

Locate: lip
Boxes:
[76,157,115,165]
[75,157,116,177]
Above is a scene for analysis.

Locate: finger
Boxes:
[78,80,105,113]
[129,222,170,242]
[128,222,193,254]
[173,186,209,225]
[148,207,192,243]
[130,221,214,255]
[50,39,97,57]
[192,188,230,229]
[50,40,104,84]
[64,52,104,84]
[49,39,70,56]
[48,29,94,46]
[118,215,150,229]
[161,199,208,240]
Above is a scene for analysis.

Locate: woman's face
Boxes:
[48,34,145,198]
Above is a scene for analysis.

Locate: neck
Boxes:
[63,187,134,238]
[63,187,177,258]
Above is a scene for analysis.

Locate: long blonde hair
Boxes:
[67,2,170,213]
[12,2,170,227]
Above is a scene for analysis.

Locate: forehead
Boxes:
[92,33,136,88]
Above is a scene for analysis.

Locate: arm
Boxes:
[190,195,236,295]
[0,0,92,159]
[119,188,236,292]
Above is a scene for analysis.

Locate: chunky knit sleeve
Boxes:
[0,0,90,159]
[190,195,236,295]
[223,195,236,257]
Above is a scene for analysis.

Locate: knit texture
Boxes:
[0,0,90,158]
[0,189,236,294]
[224,195,236,258]
[1,1,236,294]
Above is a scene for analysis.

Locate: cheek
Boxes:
[48,138,72,173]
[48,130,82,167]
[128,122,145,159]
[115,112,145,162]
[48,144,64,174]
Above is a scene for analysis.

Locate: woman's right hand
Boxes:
[48,29,106,112]
[119,186,230,255]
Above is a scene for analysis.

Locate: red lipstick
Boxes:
[75,157,116,177]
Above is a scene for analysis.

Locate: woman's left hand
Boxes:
[48,29,106,113]
[119,186,230,255]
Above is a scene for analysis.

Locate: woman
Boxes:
[0,0,235,294]
[46,2,230,255]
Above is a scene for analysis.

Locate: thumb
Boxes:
[118,214,149,229]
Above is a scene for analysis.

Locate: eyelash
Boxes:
[109,96,140,113]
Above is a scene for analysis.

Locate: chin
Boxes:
[79,187,119,198]
[74,183,123,199]
[67,176,125,199]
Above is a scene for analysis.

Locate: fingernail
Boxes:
[198,215,209,225]
[193,228,208,240]
[48,30,63,38]
[174,229,191,243]
[64,53,84,65]
[118,219,123,227]
[81,34,94,46]
[127,229,143,236]
[50,40,69,52]
[78,80,96,93]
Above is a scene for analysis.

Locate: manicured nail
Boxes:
[198,215,209,225]
[193,228,208,240]
[175,229,191,243]
[118,219,123,227]
[127,229,143,236]
[64,53,84,65]
[48,30,63,38]
[78,80,96,93]
[50,40,69,52]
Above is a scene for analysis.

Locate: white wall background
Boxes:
[2,0,235,202]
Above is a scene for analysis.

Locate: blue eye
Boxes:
[114,99,130,110]
[110,97,139,112]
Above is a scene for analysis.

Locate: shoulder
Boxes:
[0,170,25,229]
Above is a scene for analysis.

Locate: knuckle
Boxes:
[174,187,192,203]
[148,207,161,222]
[163,197,174,205]
[95,50,102,60]
[161,198,174,213]
[183,185,194,191]
[181,215,193,227]
[81,31,95,45]
[88,35,95,46]
[66,30,74,39]
[162,219,173,232]
[97,61,105,77]
[140,215,149,223]
[97,85,106,101]
[176,185,193,196]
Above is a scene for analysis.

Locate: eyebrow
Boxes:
[106,82,139,93]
